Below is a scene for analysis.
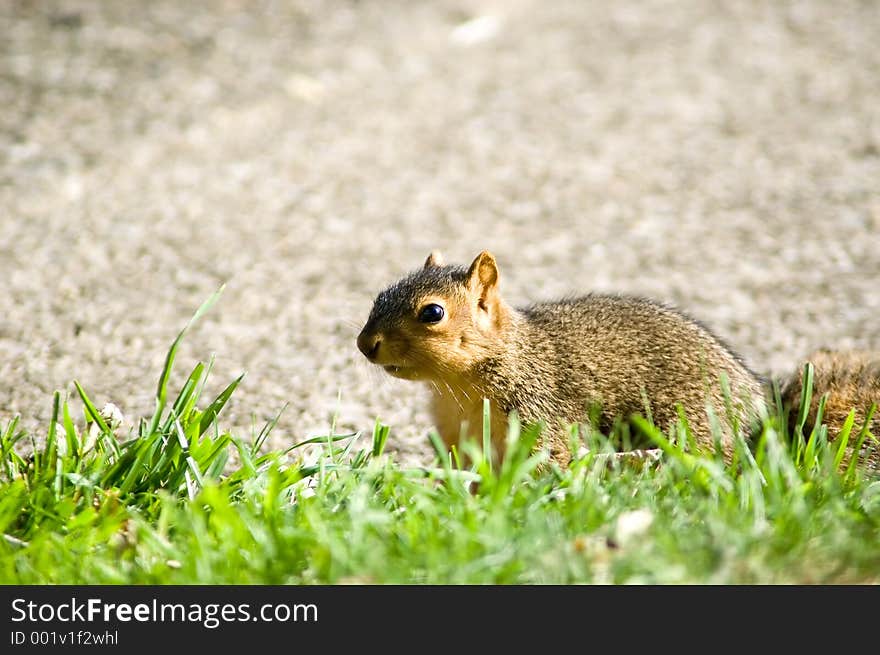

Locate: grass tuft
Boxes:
[1,298,878,584]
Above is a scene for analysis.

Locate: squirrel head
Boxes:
[357,250,510,381]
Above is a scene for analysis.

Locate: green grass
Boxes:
[1,298,879,584]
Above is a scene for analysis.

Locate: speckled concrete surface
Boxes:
[1,0,878,465]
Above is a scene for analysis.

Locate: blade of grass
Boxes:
[795,362,815,448]
[482,398,492,474]
[62,398,80,460]
[845,403,877,481]
[833,409,856,471]
[197,374,245,438]
[252,403,288,457]
[73,381,120,458]
[803,393,828,467]
[148,285,225,436]
[46,391,59,462]
[163,362,205,434]
[73,381,110,435]
[372,419,390,458]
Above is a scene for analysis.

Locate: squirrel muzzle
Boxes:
[356,328,381,361]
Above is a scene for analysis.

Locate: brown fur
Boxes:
[780,349,880,469]
[358,251,767,464]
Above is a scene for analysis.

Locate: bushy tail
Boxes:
[780,349,880,470]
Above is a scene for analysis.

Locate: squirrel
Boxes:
[357,250,879,468]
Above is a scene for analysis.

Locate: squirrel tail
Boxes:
[779,349,880,470]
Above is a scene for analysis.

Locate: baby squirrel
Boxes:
[357,250,879,467]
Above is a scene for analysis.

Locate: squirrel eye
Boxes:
[418,303,445,324]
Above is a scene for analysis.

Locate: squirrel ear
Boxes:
[467,250,499,299]
[424,250,445,269]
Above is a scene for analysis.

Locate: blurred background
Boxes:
[1,0,878,464]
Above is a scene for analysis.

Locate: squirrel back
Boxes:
[358,250,766,464]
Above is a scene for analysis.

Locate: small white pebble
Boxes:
[450,16,501,46]
[100,402,125,427]
[614,509,654,545]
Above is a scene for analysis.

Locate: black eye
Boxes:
[418,303,445,323]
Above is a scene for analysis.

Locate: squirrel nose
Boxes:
[357,331,382,361]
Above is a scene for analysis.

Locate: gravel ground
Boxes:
[2,0,879,465]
